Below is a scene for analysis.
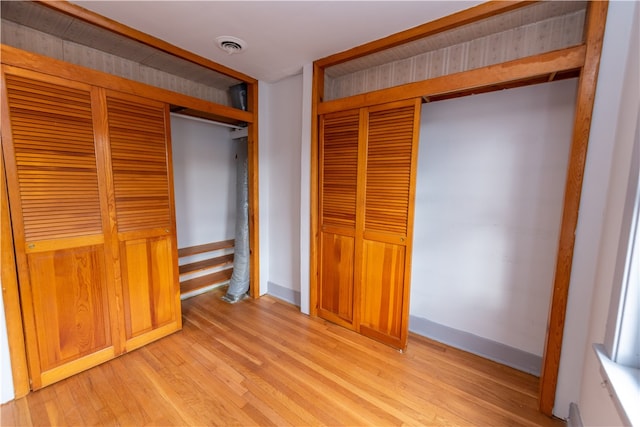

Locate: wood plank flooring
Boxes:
[1,287,565,426]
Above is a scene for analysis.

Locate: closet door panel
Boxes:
[105,91,181,350]
[360,100,420,349]
[318,110,360,328]
[27,245,115,385]
[319,111,359,229]
[319,232,355,325]
[359,240,406,346]
[317,100,419,349]
[1,69,117,388]
[363,104,416,237]
[4,74,103,241]
[120,236,177,342]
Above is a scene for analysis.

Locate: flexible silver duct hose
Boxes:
[222,138,250,303]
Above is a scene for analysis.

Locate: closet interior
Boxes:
[171,115,242,299]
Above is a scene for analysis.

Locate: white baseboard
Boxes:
[267,281,301,306]
[409,315,543,376]
[567,402,583,427]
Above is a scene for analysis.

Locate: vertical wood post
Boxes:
[538,0,609,415]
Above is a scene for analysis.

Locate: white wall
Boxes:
[171,115,237,248]
[572,2,638,425]
[261,74,303,297]
[410,79,577,356]
[259,80,271,296]
[299,63,313,314]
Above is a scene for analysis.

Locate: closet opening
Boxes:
[169,112,250,300]
[413,77,579,376]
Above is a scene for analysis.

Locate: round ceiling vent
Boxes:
[216,36,247,55]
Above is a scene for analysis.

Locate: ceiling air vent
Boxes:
[216,36,247,55]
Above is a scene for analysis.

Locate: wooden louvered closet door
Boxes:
[318,99,420,350]
[2,67,181,389]
[104,91,181,351]
[1,67,120,388]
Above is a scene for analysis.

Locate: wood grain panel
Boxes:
[359,240,406,347]
[27,245,112,373]
[177,239,235,257]
[364,105,416,236]
[180,269,233,295]
[120,236,179,341]
[4,74,102,242]
[106,95,171,233]
[319,111,360,229]
[148,236,178,327]
[120,238,153,338]
[319,232,355,327]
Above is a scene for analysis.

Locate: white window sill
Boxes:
[593,343,640,426]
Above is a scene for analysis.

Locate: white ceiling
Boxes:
[71,1,483,83]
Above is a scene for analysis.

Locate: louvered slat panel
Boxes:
[4,75,102,241]
[107,97,170,233]
[320,112,359,229]
[364,106,415,236]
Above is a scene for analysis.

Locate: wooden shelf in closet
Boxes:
[178,239,235,296]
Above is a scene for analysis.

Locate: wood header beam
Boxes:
[318,45,586,115]
[1,45,253,125]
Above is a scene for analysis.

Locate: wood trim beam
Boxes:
[318,45,586,115]
[38,0,258,85]
[309,63,322,316]
[1,147,30,398]
[538,0,609,415]
[247,81,261,298]
[0,45,253,125]
[315,1,535,69]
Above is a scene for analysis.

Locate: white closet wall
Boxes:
[171,115,238,249]
[411,78,578,356]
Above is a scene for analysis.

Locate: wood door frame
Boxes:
[0,142,30,398]
[310,0,608,416]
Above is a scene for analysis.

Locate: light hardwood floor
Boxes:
[1,287,565,426]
